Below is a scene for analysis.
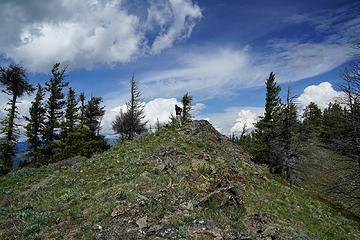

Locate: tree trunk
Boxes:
[6,94,17,143]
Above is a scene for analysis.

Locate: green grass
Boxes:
[294,143,360,217]
[1,122,360,239]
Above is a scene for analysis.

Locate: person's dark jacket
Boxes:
[175,105,182,115]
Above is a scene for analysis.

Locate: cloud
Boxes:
[267,40,352,82]
[101,96,207,137]
[0,93,33,141]
[147,0,202,54]
[137,3,358,99]
[198,106,264,136]
[192,103,205,115]
[296,82,342,113]
[101,97,183,137]
[0,0,202,72]
[144,97,179,126]
[141,47,273,99]
[283,2,360,41]
[139,39,352,99]
[230,109,260,134]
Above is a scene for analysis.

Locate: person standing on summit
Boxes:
[175,104,182,127]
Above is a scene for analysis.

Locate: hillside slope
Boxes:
[0,120,359,239]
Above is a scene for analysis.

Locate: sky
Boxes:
[0,0,359,138]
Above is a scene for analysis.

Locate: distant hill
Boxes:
[12,142,31,168]
[14,142,30,153]
[1,120,359,239]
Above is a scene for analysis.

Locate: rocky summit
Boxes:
[1,120,360,239]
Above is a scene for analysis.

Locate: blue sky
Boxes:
[0,0,359,137]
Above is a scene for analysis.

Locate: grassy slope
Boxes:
[0,121,359,239]
[294,143,360,218]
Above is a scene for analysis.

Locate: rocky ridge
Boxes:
[0,120,359,239]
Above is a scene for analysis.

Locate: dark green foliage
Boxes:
[79,92,85,127]
[84,96,105,136]
[264,72,281,123]
[40,63,69,163]
[60,87,79,159]
[25,84,46,163]
[302,102,322,138]
[63,127,109,158]
[320,102,345,144]
[181,92,193,123]
[112,74,147,140]
[168,113,178,127]
[251,72,281,166]
[63,94,108,159]
[0,64,34,170]
[62,87,78,138]
[250,76,299,182]
[272,87,299,181]
[230,124,252,152]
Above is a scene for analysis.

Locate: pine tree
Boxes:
[61,93,108,158]
[79,92,86,128]
[251,72,281,166]
[60,87,79,159]
[112,74,147,140]
[84,96,105,136]
[25,84,45,163]
[0,64,34,171]
[40,63,69,163]
[275,86,298,181]
[319,101,348,160]
[75,95,108,157]
[302,102,322,139]
[62,87,78,140]
[181,92,193,124]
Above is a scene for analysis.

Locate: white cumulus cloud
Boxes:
[296,82,341,113]
[199,106,264,136]
[0,0,202,72]
[230,109,260,134]
[102,97,205,137]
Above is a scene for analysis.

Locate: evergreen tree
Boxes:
[77,95,108,157]
[251,72,281,167]
[84,96,105,136]
[0,64,34,171]
[275,86,299,181]
[79,92,86,128]
[60,87,79,159]
[40,63,68,163]
[302,102,322,138]
[181,92,193,124]
[62,94,108,158]
[320,102,345,147]
[62,87,78,140]
[112,74,147,140]
[25,84,45,163]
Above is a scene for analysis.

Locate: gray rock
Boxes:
[157,224,178,238]
[93,224,103,231]
[296,229,318,240]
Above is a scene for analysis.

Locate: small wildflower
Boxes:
[93,180,97,183]
[118,187,121,190]
[31,198,34,201]
[102,180,105,183]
